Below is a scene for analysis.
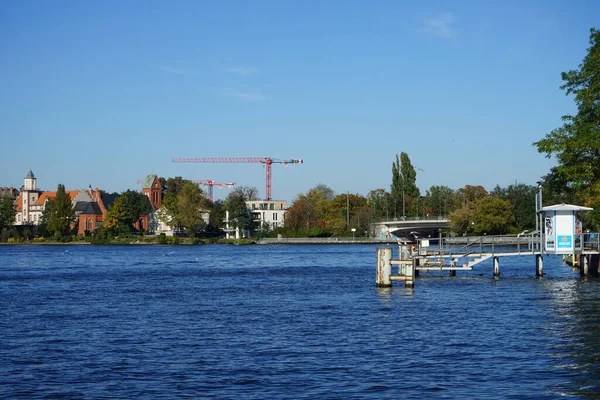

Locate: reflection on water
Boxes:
[1,245,600,398]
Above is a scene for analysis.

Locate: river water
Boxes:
[2,244,600,399]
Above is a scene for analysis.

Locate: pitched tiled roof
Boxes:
[81,202,103,215]
[101,193,119,210]
[33,190,80,206]
[73,201,89,213]
[14,193,22,212]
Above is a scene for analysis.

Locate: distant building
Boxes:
[223,199,288,239]
[144,175,211,236]
[77,191,119,235]
[246,200,287,230]
[13,170,93,226]
[0,187,19,200]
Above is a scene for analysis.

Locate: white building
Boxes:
[223,199,288,239]
[247,200,287,230]
[14,170,92,226]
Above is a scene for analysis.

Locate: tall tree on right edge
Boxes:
[533,28,600,227]
[391,152,420,217]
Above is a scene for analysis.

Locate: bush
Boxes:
[157,233,168,244]
[0,228,8,243]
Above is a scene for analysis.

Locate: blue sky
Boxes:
[1,1,598,203]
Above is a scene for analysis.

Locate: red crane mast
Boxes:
[172,157,303,200]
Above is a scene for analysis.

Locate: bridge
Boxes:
[371,216,450,239]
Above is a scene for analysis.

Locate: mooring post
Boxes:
[536,254,543,277]
[493,256,500,277]
[580,254,589,277]
[449,269,456,277]
[376,247,392,287]
[405,257,416,288]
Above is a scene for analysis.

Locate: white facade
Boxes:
[246,200,287,230]
[14,170,92,226]
[150,206,210,236]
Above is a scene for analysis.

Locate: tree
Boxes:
[224,190,253,235]
[104,190,152,236]
[0,198,15,230]
[422,185,455,217]
[282,184,336,235]
[455,185,488,206]
[104,197,132,236]
[491,183,537,231]
[209,200,226,230]
[46,184,75,237]
[234,186,259,201]
[471,197,516,235]
[367,189,389,219]
[177,181,209,236]
[449,196,516,235]
[534,28,600,208]
[391,153,420,217]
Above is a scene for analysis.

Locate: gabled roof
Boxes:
[540,203,594,212]
[142,175,159,189]
[33,190,80,206]
[81,202,103,215]
[73,201,89,212]
[14,192,22,212]
[101,193,119,210]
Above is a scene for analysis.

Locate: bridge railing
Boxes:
[438,233,542,256]
[372,216,448,223]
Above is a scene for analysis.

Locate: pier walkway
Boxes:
[378,232,600,288]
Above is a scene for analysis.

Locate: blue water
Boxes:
[2,245,600,399]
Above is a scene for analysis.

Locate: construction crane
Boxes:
[196,180,236,202]
[172,157,303,200]
[136,179,235,201]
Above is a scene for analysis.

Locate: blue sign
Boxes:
[557,235,573,248]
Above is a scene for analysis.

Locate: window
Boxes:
[87,219,93,230]
[273,213,278,221]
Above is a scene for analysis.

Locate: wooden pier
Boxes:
[377,233,600,288]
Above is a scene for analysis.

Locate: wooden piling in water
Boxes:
[580,254,589,277]
[405,258,416,288]
[493,256,500,277]
[376,248,392,287]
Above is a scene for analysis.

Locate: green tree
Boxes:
[224,190,253,235]
[0,197,15,230]
[422,185,455,217]
[103,190,152,236]
[534,28,600,211]
[177,181,209,237]
[104,197,132,236]
[455,185,488,206]
[209,200,226,230]
[472,197,516,235]
[367,189,389,219]
[391,152,420,217]
[159,179,211,235]
[491,183,537,231]
[46,184,75,237]
[281,184,336,235]
[449,196,516,235]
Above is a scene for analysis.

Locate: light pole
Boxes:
[351,228,356,241]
